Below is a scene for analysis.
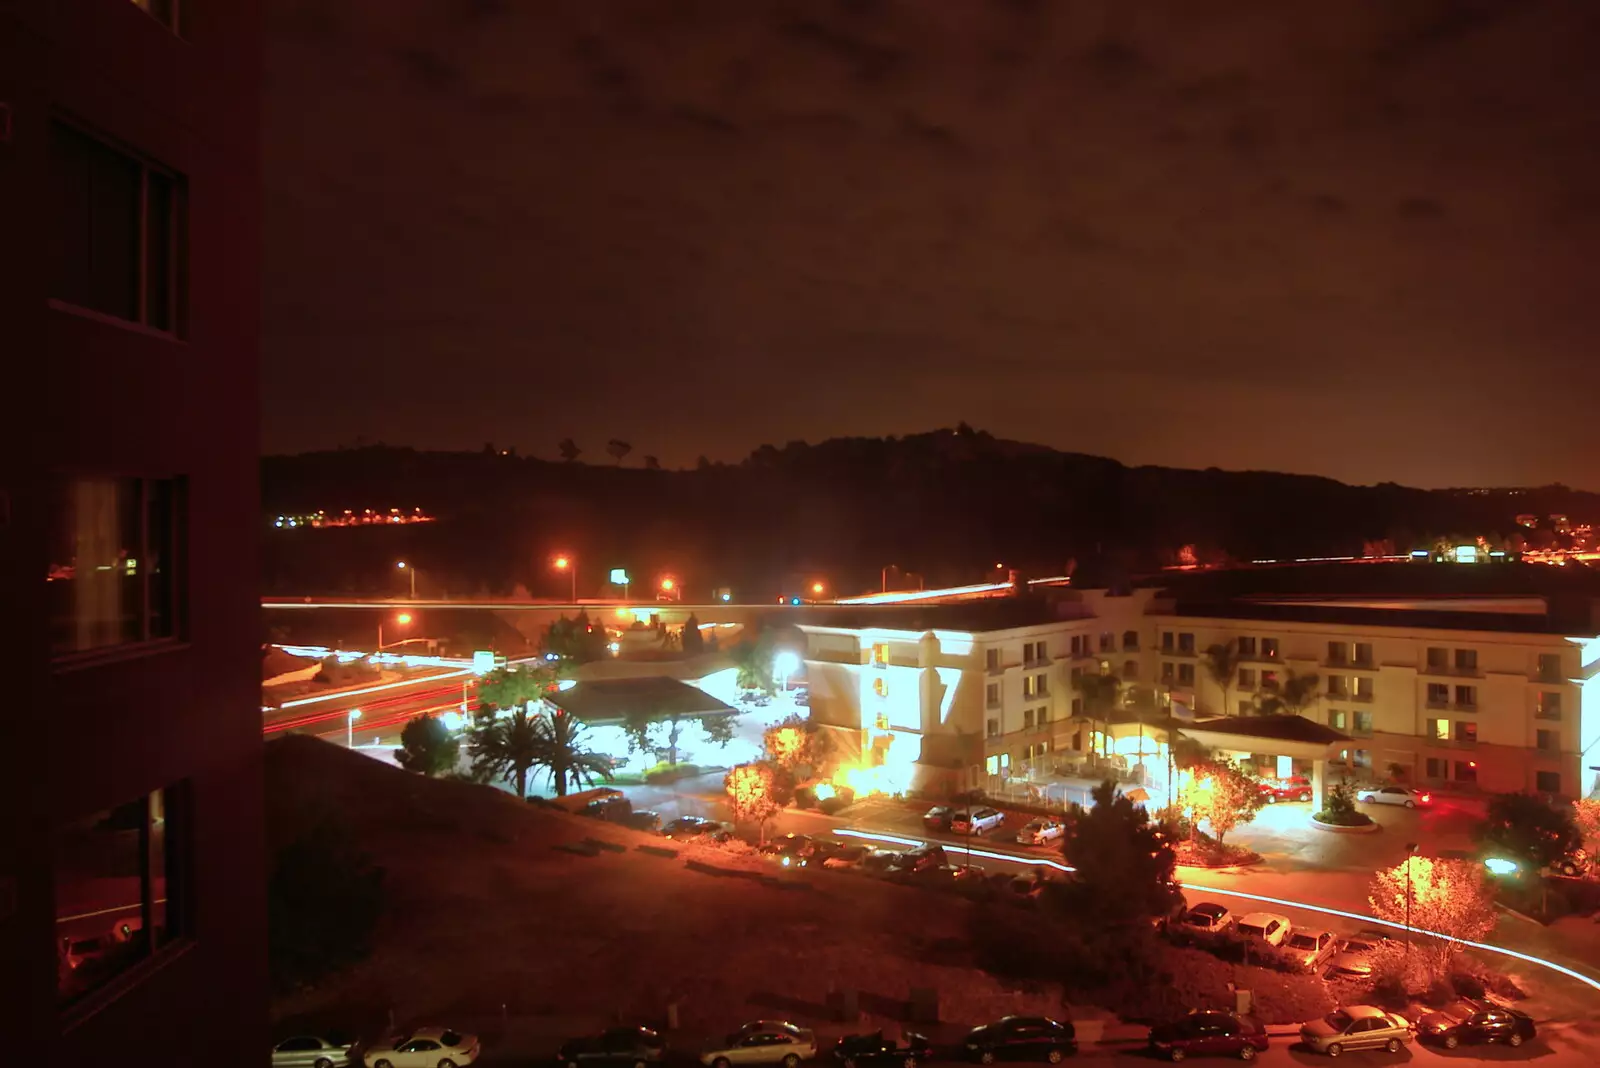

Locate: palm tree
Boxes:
[1254,670,1321,719]
[470,706,544,798]
[732,635,776,695]
[534,710,614,797]
[1076,672,1123,763]
[1201,640,1241,718]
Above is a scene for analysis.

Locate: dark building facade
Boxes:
[0,1,265,1062]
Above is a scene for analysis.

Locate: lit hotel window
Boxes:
[873,677,888,698]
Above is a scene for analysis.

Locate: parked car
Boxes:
[811,841,868,869]
[1147,1010,1269,1062]
[702,1022,817,1068]
[1417,999,1536,1050]
[794,690,810,707]
[559,1026,667,1068]
[1299,1006,1412,1057]
[963,1016,1076,1063]
[1179,903,1234,939]
[1324,931,1389,981]
[1017,818,1065,846]
[830,1031,933,1068]
[272,1035,356,1068]
[1236,912,1293,948]
[581,795,634,822]
[624,809,663,833]
[1285,929,1338,972]
[1257,776,1313,804]
[923,806,954,832]
[1356,786,1431,809]
[951,807,1005,835]
[889,844,949,873]
[1545,849,1590,878]
[362,1028,479,1068]
[760,834,819,867]
[661,816,731,840]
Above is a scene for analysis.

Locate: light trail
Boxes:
[264,683,465,734]
[316,700,469,738]
[275,669,472,709]
[835,828,1600,994]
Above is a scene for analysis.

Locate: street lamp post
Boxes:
[347,708,362,748]
[397,560,416,599]
[1403,841,1419,954]
[378,611,412,651]
[553,555,576,602]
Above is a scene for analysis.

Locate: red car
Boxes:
[1148,1011,1269,1062]
[1257,776,1312,804]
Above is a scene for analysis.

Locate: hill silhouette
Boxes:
[261,427,1597,600]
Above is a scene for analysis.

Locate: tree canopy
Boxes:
[395,714,460,777]
[1183,760,1264,843]
[1475,792,1582,870]
[1368,856,1496,983]
[1060,779,1181,926]
[732,631,778,694]
[542,612,608,664]
[725,762,786,842]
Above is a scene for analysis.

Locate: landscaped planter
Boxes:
[1310,814,1378,834]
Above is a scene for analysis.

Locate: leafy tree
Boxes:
[605,438,632,465]
[1183,760,1264,844]
[725,762,784,843]
[1474,792,1581,871]
[1575,798,1600,863]
[474,664,553,716]
[763,714,833,778]
[1253,669,1320,718]
[534,709,614,797]
[732,632,777,694]
[1368,856,1497,983]
[470,705,544,799]
[268,815,384,992]
[542,612,607,663]
[395,714,460,777]
[1201,640,1240,717]
[1060,779,1182,926]
[643,455,661,470]
[681,614,705,654]
[702,713,736,746]
[1075,672,1122,760]
[557,437,581,462]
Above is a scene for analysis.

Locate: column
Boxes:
[1311,757,1327,812]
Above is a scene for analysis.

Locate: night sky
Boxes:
[262,1,1600,488]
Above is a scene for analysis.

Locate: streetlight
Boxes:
[774,649,801,692]
[378,611,411,651]
[396,560,416,599]
[347,708,362,748]
[659,576,678,601]
[552,554,576,602]
[811,581,825,597]
[1403,842,1419,954]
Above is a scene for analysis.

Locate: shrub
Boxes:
[1314,781,1374,826]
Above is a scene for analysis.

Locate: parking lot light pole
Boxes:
[1403,841,1419,954]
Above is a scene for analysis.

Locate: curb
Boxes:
[1310,815,1379,834]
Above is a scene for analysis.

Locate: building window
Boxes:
[985,755,1000,774]
[1454,685,1476,709]
[1352,710,1373,736]
[1068,636,1083,658]
[985,649,1000,673]
[1454,648,1478,672]
[1038,705,1050,724]
[985,683,1000,709]
[1237,636,1257,657]
[1352,749,1372,770]
[1454,721,1477,743]
[56,785,189,1007]
[1327,641,1349,665]
[1353,642,1373,666]
[1353,677,1374,702]
[1160,662,1174,683]
[1238,668,1256,690]
[1177,632,1196,655]
[1122,630,1139,651]
[1454,760,1477,783]
[1260,670,1279,693]
[1537,692,1561,720]
[1536,770,1561,794]
[49,121,185,334]
[1023,674,1041,699]
[1160,632,1174,653]
[985,718,1000,738]
[1426,757,1445,779]
[1428,718,1448,740]
[1426,647,1448,671]
[49,476,183,657]
[1329,709,1348,730]
[132,0,183,34]
[871,642,889,666]
[1537,653,1562,683]
[1426,683,1449,707]
[872,677,888,698]
[1098,632,1114,653]
[1122,660,1138,681]
[1023,708,1035,729]
[1326,674,1347,698]
[1536,729,1557,752]
[1260,637,1280,659]
[873,711,890,730]
[1177,663,1195,687]
[1071,697,1083,717]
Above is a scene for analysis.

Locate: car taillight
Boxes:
[1420,794,1431,803]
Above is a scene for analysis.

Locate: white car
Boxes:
[363,1028,479,1068]
[1285,929,1338,971]
[1017,818,1065,846]
[702,1022,817,1068]
[273,1035,356,1068]
[950,807,1004,835]
[1180,902,1234,939]
[1236,912,1293,947]
[1357,785,1432,809]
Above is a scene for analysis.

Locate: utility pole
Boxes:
[1403,842,1418,954]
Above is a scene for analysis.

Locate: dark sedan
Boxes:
[558,1026,667,1068]
[830,1031,933,1068]
[1417,1000,1536,1050]
[963,1016,1076,1064]
[1148,1011,1268,1062]
[923,806,954,832]
[660,816,730,841]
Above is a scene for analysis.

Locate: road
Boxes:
[263,668,480,748]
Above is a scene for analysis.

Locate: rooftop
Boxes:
[799,596,1089,635]
[1184,714,1351,747]
[1161,598,1594,636]
[545,676,738,724]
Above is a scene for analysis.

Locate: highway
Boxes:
[263,669,477,746]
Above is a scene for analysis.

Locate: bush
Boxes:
[268,815,385,992]
[1314,781,1373,826]
[643,762,702,784]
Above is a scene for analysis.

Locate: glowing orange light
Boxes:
[395,612,412,625]
[660,577,675,591]
[811,581,825,595]
[552,555,571,570]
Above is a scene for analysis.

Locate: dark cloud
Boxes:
[262,0,1600,489]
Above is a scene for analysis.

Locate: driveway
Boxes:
[1221,792,1486,875]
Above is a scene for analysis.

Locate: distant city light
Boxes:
[721,592,731,602]
[660,577,675,592]
[811,581,825,595]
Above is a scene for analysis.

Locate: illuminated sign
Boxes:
[609,568,630,585]
[1456,545,1478,563]
[473,650,496,674]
